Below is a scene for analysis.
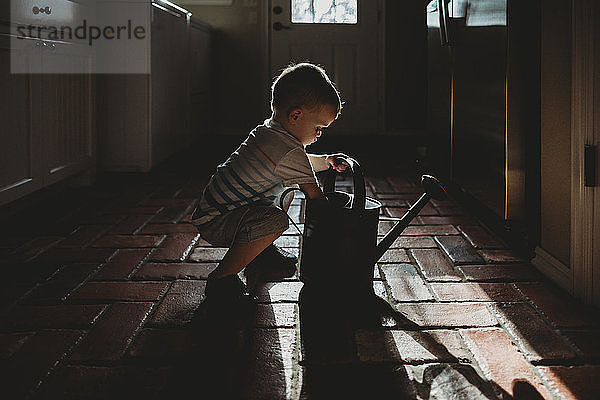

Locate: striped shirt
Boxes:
[191,118,329,226]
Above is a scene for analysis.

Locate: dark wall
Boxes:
[185,2,268,135]
[539,0,571,264]
[385,0,428,132]
[183,1,428,137]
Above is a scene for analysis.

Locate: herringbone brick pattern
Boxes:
[1,165,599,400]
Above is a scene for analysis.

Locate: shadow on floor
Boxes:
[158,299,256,399]
[158,268,549,399]
[161,270,294,400]
[298,284,546,400]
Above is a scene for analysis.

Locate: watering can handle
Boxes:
[322,156,366,211]
[279,187,307,235]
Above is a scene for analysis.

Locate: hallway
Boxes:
[1,155,599,400]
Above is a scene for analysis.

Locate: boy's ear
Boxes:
[289,108,302,123]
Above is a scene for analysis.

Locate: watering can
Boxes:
[281,157,447,298]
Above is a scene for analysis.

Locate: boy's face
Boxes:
[285,105,337,146]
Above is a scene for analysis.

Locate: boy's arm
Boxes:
[299,182,328,201]
[307,153,350,173]
[306,154,329,172]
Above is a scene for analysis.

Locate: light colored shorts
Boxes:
[196,204,289,247]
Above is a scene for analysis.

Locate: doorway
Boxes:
[267,0,383,135]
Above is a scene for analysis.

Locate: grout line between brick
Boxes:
[485,303,578,399]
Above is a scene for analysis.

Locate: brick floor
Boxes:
[69,302,153,361]
[490,302,578,363]
[1,166,598,399]
[92,248,153,280]
[150,232,200,262]
[460,328,554,398]
[127,328,193,360]
[379,263,434,302]
[536,365,600,400]
[149,280,206,326]
[410,248,463,282]
[356,329,470,363]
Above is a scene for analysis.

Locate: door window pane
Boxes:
[292,0,358,24]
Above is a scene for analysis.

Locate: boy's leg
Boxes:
[245,190,297,271]
[203,229,284,306]
[208,229,285,280]
[198,203,291,301]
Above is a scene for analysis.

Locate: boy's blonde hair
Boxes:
[271,62,342,116]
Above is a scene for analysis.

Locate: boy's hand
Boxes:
[299,182,328,201]
[326,153,350,172]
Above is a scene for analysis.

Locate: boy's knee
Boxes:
[272,208,290,232]
[235,205,289,244]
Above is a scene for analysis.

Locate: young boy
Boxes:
[192,62,349,308]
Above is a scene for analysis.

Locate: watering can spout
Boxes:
[374,175,447,262]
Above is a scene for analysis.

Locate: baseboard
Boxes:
[531,246,572,293]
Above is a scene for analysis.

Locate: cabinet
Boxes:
[0,1,95,207]
[97,2,211,172]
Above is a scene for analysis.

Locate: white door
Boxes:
[269,0,382,135]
